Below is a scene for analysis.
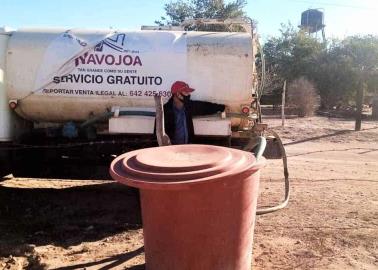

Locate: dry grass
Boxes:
[288,77,320,117]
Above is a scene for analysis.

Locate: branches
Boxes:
[262,23,378,108]
[155,0,247,27]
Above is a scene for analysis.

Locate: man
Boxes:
[163,81,226,144]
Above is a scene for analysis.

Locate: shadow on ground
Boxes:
[50,246,145,270]
[0,182,142,252]
[283,126,378,146]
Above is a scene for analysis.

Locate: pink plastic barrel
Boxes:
[110,144,265,270]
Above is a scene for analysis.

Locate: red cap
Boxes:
[171,81,195,94]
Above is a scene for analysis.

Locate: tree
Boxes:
[262,23,378,110]
[155,1,193,26]
[155,0,247,27]
[311,39,359,108]
[340,35,378,129]
[312,36,378,109]
[262,23,324,104]
[264,23,324,81]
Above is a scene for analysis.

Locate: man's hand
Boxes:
[221,106,230,119]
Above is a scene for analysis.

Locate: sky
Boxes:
[0,0,377,42]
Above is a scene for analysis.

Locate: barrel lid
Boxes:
[110,144,265,190]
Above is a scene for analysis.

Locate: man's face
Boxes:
[176,91,191,101]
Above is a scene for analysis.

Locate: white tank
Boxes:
[6,28,254,122]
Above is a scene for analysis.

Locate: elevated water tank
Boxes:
[300,9,325,33]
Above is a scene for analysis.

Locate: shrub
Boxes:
[288,77,320,117]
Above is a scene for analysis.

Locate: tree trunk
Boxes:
[372,97,378,120]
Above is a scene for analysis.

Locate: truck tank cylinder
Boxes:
[0,28,13,141]
[6,29,254,122]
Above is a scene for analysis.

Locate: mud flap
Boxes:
[0,149,12,180]
[263,137,283,159]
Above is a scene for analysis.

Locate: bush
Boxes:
[288,77,320,117]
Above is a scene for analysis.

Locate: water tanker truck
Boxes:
[0,24,289,214]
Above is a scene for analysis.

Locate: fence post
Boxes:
[282,80,286,127]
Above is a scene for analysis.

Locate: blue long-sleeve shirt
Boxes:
[172,105,189,144]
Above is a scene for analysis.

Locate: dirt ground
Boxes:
[0,116,377,270]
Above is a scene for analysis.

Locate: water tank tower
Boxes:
[299,9,325,41]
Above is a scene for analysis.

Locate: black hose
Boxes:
[256,129,290,215]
